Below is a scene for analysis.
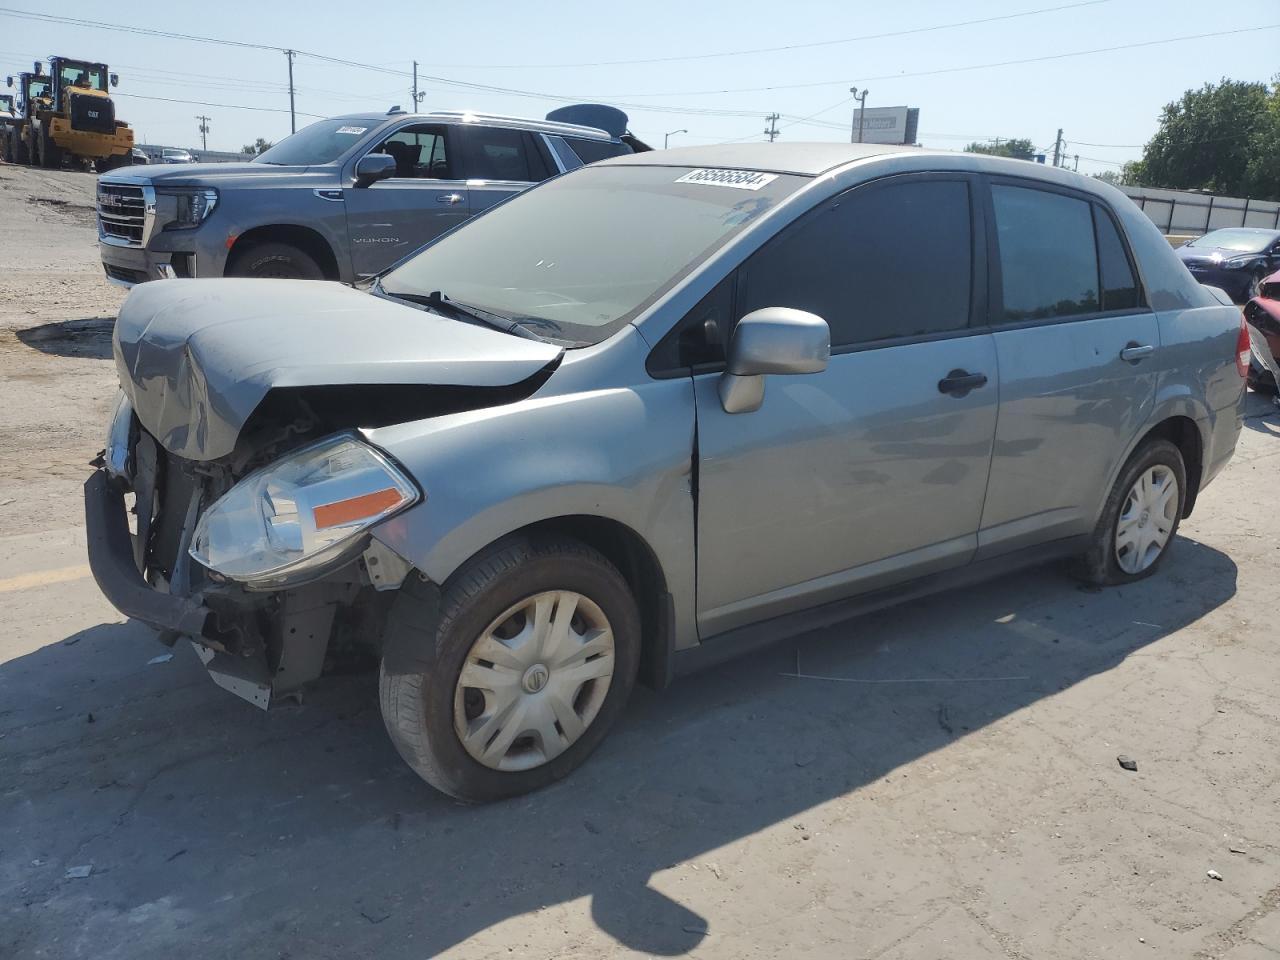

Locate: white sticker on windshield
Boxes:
[335,125,368,135]
[675,168,778,191]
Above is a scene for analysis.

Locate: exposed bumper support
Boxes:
[83,469,213,638]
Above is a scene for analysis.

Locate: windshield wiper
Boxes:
[372,280,548,342]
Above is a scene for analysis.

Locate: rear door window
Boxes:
[1093,206,1143,311]
[739,176,974,348]
[991,184,1099,322]
[458,126,534,182]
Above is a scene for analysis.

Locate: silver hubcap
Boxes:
[1115,465,1178,574]
[454,590,615,772]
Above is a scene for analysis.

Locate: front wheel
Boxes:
[379,537,641,802]
[38,125,62,169]
[1072,438,1186,585]
[226,241,325,280]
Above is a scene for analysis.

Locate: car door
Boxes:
[976,178,1160,557]
[456,125,549,216]
[691,173,1000,637]
[342,123,469,278]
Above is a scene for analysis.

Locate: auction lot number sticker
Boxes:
[675,169,779,191]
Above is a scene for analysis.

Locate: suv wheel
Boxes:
[379,537,640,802]
[1073,438,1186,585]
[226,241,325,280]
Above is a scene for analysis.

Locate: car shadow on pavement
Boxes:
[15,317,115,360]
[0,538,1238,959]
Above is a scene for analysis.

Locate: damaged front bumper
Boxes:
[84,465,406,709]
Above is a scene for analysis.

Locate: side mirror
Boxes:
[718,307,830,414]
[109,73,119,88]
[5,77,11,89]
[354,153,396,187]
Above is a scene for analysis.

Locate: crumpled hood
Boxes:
[113,279,562,461]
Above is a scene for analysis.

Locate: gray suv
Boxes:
[95,105,642,286]
[86,143,1247,802]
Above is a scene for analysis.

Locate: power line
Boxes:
[424,0,1111,69]
[112,91,324,118]
[595,24,1280,97]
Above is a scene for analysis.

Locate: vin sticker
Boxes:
[335,125,368,135]
[675,168,778,191]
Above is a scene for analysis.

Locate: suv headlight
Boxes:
[159,187,218,228]
[189,433,419,587]
[1223,255,1258,269]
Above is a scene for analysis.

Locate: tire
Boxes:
[379,536,641,802]
[38,125,61,169]
[14,130,30,165]
[226,241,325,280]
[96,153,128,174]
[1072,438,1187,586]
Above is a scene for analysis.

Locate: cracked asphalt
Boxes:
[2,163,1280,960]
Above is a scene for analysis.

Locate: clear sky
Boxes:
[2,0,1276,174]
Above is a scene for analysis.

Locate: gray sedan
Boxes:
[87,142,1247,801]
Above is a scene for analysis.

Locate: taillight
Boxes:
[1236,315,1251,378]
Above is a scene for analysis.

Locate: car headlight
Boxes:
[189,433,419,587]
[1223,255,1258,269]
[104,391,135,480]
[159,187,218,228]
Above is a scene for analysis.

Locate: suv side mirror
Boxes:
[718,307,830,414]
[354,153,396,187]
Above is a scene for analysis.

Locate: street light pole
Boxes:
[850,87,870,143]
[664,128,687,149]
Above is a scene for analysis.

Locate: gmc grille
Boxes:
[97,182,146,246]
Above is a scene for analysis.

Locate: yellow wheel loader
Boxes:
[5,58,133,172]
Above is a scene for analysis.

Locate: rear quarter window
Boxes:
[567,138,632,165]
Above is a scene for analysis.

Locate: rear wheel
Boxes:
[379,537,641,802]
[1072,438,1186,586]
[14,129,30,165]
[226,241,325,280]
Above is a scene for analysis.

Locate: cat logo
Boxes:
[88,110,99,119]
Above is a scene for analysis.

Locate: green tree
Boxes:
[1136,77,1278,199]
[240,137,274,156]
[964,137,1037,161]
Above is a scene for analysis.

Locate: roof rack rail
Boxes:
[423,109,612,141]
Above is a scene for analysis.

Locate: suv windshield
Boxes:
[1188,228,1279,254]
[381,165,806,345]
[255,117,381,166]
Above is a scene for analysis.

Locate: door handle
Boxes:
[436,193,463,205]
[937,369,988,397]
[1119,343,1155,363]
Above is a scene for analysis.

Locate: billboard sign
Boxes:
[851,106,920,145]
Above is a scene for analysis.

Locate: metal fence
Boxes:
[1121,185,1280,236]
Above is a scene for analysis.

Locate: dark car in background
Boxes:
[95,104,648,286]
[1177,227,1280,303]
[1245,268,1280,392]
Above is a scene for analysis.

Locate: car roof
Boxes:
[597,142,916,176]
[328,110,615,142]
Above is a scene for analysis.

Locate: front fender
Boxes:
[365,353,698,649]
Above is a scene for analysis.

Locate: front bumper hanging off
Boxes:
[83,469,214,638]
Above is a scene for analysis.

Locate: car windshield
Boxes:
[254,117,380,166]
[1188,229,1278,254]
[163,149,185,157]
[381,165,807,346]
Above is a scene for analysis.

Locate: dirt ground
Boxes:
[2,162,1279,960]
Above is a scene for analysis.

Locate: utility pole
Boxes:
[284,49,296,134]
[1052,127,1063,168]
[850,86,870,143]
[412,60,424,109]
[664,128,687,149]
[764,113,780,143]
[195,114,210,151]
